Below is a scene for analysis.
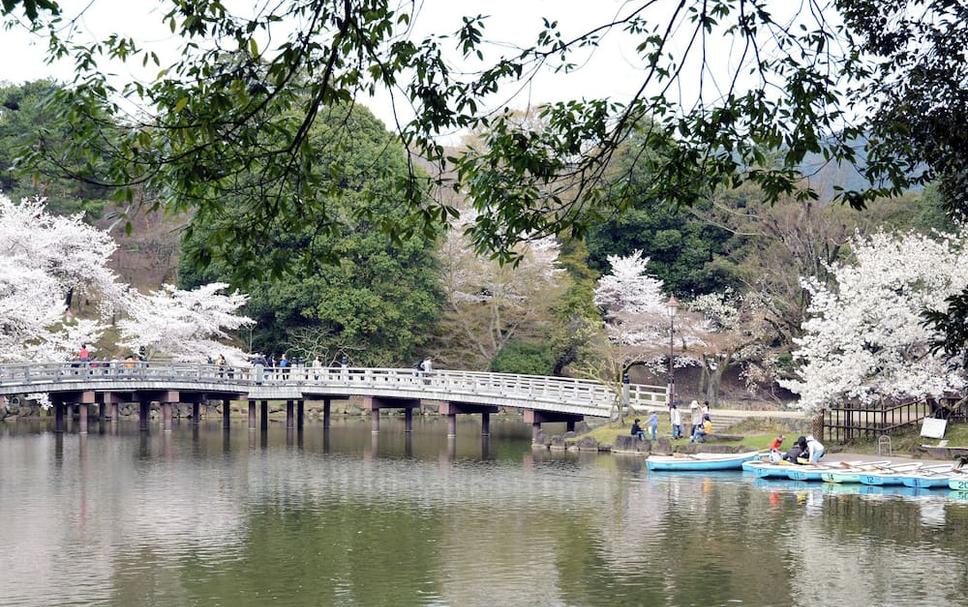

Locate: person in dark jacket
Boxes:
[630,418,645,440]
[783,436,808,464]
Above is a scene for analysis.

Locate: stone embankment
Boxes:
[533,430,758,456]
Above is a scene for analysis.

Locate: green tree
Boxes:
[0,80,109,218]
[180,105,441,365]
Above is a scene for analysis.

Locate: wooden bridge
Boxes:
[0,362,669,440]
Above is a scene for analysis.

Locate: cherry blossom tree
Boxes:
[435,209,562,368]
[118,283,254,365]
[593,250,708,369]
[690,289,772,405]
[0,195,126,361]
[782,229,968,415]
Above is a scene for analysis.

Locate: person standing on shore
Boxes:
[670,405,683,439]
[647,412,659,440]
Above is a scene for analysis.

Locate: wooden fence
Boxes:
[823,396,964,443]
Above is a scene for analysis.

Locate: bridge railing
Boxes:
[0,362,667,409]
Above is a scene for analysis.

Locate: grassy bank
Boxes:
[579,418,780,452]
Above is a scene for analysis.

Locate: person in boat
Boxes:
[784,436,807,464]
[647,412,659,440]
[631,418,645,440]
[670,405,683,439]
[805,435,826,464]
[768,434,785,463]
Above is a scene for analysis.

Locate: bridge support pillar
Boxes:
[404,407,413,433]
[370,408,380,434]
[260,400,268,431]
[482,412,490,436]
[362,396,419,433]
[439,403,498,439]
[78,403,88,434]
[192,402,200,424]
[111,402,119,422]
[285,400,294,429]
[54,400,65,433]
[98,402,106,423]
[523,410,583,444]
[297,400,304,429]
[162,402,173,432]
[222,399,231,430]
[323,399,331,430]
[566,419,576,433]
[139,402,150,432]
[248,400,256,430]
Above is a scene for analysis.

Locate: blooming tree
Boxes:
[436,208,562,368]
[118,283,254,364]
[593,250,708,371]
[782,229,968,415]
[0,195,126,361]
[690,289,772,405]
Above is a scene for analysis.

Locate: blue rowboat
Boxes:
[742,461,794,478]
[645,451,762,471]
[902,475,954,489]
[949,477,968,491]
[822,471,863,484]
[786,467,829,481]
[861,464,951,487]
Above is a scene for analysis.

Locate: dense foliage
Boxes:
[180,106,441,366]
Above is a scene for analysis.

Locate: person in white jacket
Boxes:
[805,435,826,464]
[670,405,683,439]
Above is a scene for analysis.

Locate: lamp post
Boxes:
[666,295,679,406]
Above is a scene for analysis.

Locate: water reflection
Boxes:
[0,418,966,607]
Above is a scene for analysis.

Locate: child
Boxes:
[647,412,659,440]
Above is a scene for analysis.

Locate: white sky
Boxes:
[0,1,837,138]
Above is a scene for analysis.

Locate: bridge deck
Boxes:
[0,363,669,419]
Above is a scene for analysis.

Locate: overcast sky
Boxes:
[0,0,827,139]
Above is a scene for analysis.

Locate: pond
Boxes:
[1,417,966,606]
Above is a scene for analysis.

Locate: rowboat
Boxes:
[949,477,968,491]
[820,461,908,484]
[645,451,762,471]
[787,466,832,481]
[742,460,794,478]
[857,463,942,486]
[900,466,964,489]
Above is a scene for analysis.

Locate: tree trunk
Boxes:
[705,359,728,407]
[811,412,824,441]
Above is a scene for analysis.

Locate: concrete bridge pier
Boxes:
[322,399,331,430]
[162,402,172,432]
[78,403,88,434]
[524,410,584,444]
[192,402,201,424]
[362,396,420,434]
[248,400,256,430]
[404,407,413,433]
[222,399,231,430]
[260,400,268,431]
[139,401,150,431]
[53,399,65,433]
[285,400,294,429]
[297,400,304,429]
[439,403,499,438]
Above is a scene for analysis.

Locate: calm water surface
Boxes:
[1,417,967,607]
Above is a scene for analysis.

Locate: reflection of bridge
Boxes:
[0,363,668,438]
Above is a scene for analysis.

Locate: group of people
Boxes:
[632,399,714,443]
[768,434,826,465]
